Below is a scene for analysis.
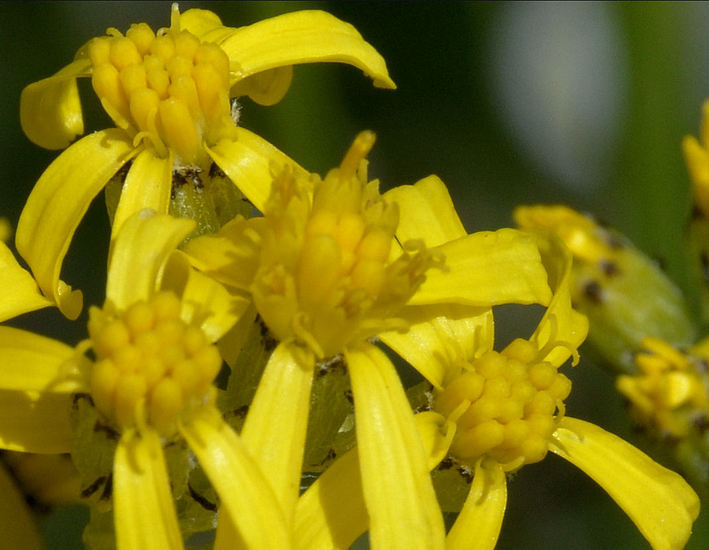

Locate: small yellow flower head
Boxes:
[87,291,221,436]
[617,337,709,438]
[434,338,571,470]
[252,131,439,358]
[683,100,709,217]
[87,4,234,165]
[515,204,694,374]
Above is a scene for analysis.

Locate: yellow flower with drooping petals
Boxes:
[0,210,293,549]
[185,137,553,549]
[294,181,699,550]
[618,337,709,439]
[18,3,395,320]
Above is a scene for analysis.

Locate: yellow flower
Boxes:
[294,182,699,550]
[618,337,709,439]
[0,210,292,549]
[514,204,694,373]
[17,3,395,320]
[184,138,553,549]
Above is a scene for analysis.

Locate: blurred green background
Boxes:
[1,1,708,548]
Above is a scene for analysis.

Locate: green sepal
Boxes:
[573,230,695,374]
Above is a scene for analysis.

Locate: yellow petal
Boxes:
[218,10,395,90]
[111,149,173,242]
[162,251,249,342]
[0,326,81,392]
[16,129,137,319]
[182,215,263,292]
[106,211,194,312]
[385,175,467,246]
[230,66,294,106]
[381,306,493,389]
[551,417,700,550]
[114,429,183,550]
[180,407,291,550]
[294,447,367,550]
[0,463,42,550]
[446,461,507,550]
[178,8,226,39]
[346,343,445,550]
[411,229,552,307]
[20,58,91,149]
[529,233,589,366]
[240,341,315,524]
[415,411,456,471]
[206,127,305,212]
[0,389,72,453]
[0,241,53,321]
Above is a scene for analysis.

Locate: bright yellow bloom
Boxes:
[18,3,395,320]
[618,337,709,439]
[295,182,699,550]
[514,204,694,373]
[0,210,293,549]
[185,138,553,549]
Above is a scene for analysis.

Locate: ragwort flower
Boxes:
[0,210,291,549]
[18,3,395,320]
[295,179,699,550]
[184,132,553,549]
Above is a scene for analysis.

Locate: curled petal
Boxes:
[385,175,467,246]
[446,461,507,550]
[529,232,589,366]
[114,429,183,550]
[551,417,699,550]
[16,129,137,319]
[0,241,53,321]
[106,211,194,312]
[218,10,395,90]
[20,58,91,149]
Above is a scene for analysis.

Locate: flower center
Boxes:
[87,15,234,165]
[88,291,221,435]
[252,132,437,358]
[434,339,571,470]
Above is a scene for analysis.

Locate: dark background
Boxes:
[2,2,708,548]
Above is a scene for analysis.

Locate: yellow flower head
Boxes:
[87,291,222,436]
[434,337,572,471]
[296,186,699,550]
[683,99,709,217]
[252,131,438,358]
[617,337,709,438]
[514,204,695,374]
[17,3,395,320]
[87,8,236,166]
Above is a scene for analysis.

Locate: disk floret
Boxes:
[435,338,572,469]
[87,291,222,435]
[87,7,234,165]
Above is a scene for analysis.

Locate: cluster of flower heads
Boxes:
[0,4,700,550]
